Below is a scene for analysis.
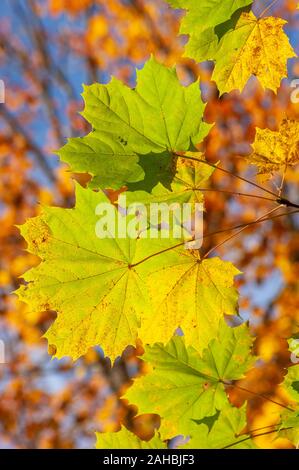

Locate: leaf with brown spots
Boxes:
[184,12,296,95]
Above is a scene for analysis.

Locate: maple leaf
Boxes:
[58,57,211,190]
[16,184,240,361]
[166,0,253,35]
[249,119,299,181]
[95,426,166,449]
[182,404,255,449]
[185,12,296,94]
[124,321,255,439]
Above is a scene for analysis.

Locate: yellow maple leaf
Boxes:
[213,13,296,94]
[249,119,299,180]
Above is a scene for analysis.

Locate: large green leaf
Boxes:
[124,321,255,439]
[58,57,210,190]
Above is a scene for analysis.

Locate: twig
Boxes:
[203,205,283,258]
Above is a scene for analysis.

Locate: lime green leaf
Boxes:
[165,0,252,35]
[58,56,210,189]
[183,404,255,449]
[96,427,166,449]
[124,321,255,439]
[58,132,145,190]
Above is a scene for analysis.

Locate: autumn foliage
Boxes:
[1,0,299,449]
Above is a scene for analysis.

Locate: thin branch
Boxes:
[22,0,65,145]
[259,0,281,18]
[240,423,279,436]
[277,197,299,210]
[222,427,292,449]
[194,188,277,202]
[203,205,283,259]
[177,152,279,198]
[278,164,287,198]
[130,208,299,268]
[226,382,294,412]
[178,152,299,209]
[0,106,56,184]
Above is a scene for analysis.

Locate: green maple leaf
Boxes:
[166,0,252,35]
[124,320,255,439]
[58,56,211,190]
[95,427,166,449]
[182,404,255,449]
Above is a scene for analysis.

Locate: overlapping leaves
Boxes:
[182,404,255,449]
[58,57,211,190]
[166,0,296,94]
[124,321,255,439]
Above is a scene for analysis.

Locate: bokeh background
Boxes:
[0,0,299,448]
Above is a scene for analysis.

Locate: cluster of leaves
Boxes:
[13,0,299,449]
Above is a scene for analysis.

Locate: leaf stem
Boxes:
[176,153,279,197]
[258,0,280,18]
[203,205,283,258]
[222,427,292,449]
[130,209,299,267]
[176,152,299,210]
[194,188,277,202]
[225,382,294,412]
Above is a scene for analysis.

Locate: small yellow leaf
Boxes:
[249,119,299,180]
